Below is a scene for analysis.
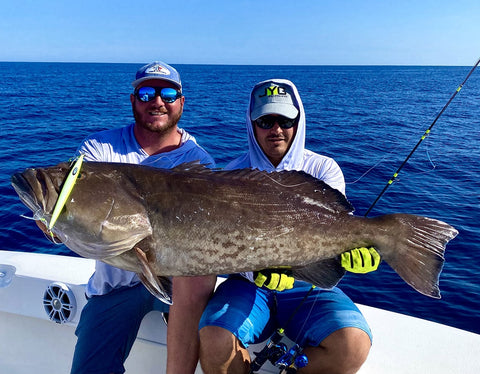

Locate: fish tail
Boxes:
[375,213,458,298]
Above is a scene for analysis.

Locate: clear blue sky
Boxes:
[2,0,478,65]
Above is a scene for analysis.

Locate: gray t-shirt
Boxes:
[78,123,215,297]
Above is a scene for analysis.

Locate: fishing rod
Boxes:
[251,58,480,373]
[364,57,480,217]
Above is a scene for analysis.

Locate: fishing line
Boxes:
[19,214,62,244]
[346,151,397,185]
[424,134,437,170]
[291,286,321,342]
[346,128,431,185]
[364,57,480,217]
[20,214,38,221]
[350,133,439,187]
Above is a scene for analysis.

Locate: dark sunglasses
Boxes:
[254,115,297,129]
[134,86,183,103]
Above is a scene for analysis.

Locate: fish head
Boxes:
[11,162,153,260]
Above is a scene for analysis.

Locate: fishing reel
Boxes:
[275,344,308,374]
[250,329,308,374]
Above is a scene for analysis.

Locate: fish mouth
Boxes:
[12,172,42,214]
[11,169,59,217]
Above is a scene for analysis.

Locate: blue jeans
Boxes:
[70,283,169,374]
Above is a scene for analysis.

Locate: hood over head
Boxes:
[239,79,306,171]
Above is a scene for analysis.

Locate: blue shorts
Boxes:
[199,276,372,348]
[70,283,169,374]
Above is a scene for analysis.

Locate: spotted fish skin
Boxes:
[12,162,458,302]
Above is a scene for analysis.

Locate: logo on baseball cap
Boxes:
[131,61,182,89]
[250,82,299,121]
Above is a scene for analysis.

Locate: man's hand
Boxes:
[253,269,294,291]
[341,247,381,274]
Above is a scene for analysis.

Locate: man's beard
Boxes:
[132,102,182,136]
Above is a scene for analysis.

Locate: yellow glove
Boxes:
[341,247,381,274]
[254,269,295,291]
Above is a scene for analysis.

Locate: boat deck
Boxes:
[1,250,479,373]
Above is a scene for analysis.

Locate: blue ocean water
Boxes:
[1,62,479,334]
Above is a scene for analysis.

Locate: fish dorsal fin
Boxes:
[223,168,355,214]
[153,162,354,214]
[169,161,211,172]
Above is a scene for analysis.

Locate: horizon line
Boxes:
[0,60,472,67]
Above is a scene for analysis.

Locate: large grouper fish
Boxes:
[12,160,458,304]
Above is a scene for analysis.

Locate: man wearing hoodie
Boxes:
[198,79,377,374]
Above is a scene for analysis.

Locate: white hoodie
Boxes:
[225,79,346,283]
[226,79,345,195]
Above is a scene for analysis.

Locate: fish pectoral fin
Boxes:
[137,273,173,305]
[292,258,345,289]
[134,247,172,305]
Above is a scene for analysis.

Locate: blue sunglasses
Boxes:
[134,86,183,103]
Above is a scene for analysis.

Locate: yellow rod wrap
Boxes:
[48,154,84,230]
[364,57,479,217]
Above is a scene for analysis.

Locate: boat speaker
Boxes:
[0,264,16,288]
[43,282,77,324]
